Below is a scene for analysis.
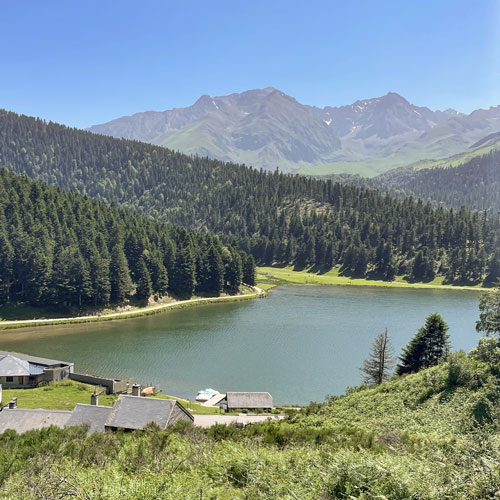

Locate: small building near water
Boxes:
[218,392,273,412]
[0,391,194,435]
[104,395,193,431]
[0,351,73,389]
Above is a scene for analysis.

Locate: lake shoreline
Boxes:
[0,284,481,405]
[258,266,486,292]
[0,286,266,330]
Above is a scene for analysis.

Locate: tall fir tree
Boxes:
[135,255,153,301]
[242,254,256,287]
[170,246,196,298]
[109,244,133,303]
[224,249,242,295]
[396,313,450,375]
[89,252,111,306]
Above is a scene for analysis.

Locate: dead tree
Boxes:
[361,329,395,385]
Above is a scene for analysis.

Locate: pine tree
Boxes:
[396,313,450,375]
[0,228,13,304]
[109,244,133,303]
[361,329,395,385]
[224,249,242,295]
[242,254,256,287]
[149,255,169,297]
[89,252,111,306]
[204,245,224,295]
[170,246,196,298]
[135,255,152,301]
[25,242,52,306]
[71,250,92,307]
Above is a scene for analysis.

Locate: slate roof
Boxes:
[0,350,73,368]
[0,355,31,376]
[105,395,193,430]
[225,392,273,409]
[0,409,71,433]
[65,404,112,434]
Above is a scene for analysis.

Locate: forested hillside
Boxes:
[0,168,252,309]
[1,109,500,285]
[378,149,500,212]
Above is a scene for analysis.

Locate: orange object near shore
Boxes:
[141,387,155,396]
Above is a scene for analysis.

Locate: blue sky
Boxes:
[1,0,499,128]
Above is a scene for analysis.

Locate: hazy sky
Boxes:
[1,0,499,128]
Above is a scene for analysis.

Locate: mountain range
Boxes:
[89,88,500,176]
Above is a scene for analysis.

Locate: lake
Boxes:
[0,285,482,404]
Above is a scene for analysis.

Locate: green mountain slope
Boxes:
[2,109,500,286]
[376,137,500,211]
[1,341,500,498]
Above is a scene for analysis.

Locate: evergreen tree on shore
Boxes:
[110,244,133,303]
[170,246,196,298]
[135,255,152,301]
[242,254,256,287]
[397,313,450,375]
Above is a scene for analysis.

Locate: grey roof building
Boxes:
[65,404,113,434]
[0,355,32,376]
[219,392,273,411]
[0,351,74,389]
[0,395,194,435]
[0,409,72,434]
[105,395,193,431]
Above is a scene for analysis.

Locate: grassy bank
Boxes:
[1,379,224,415]
[1,348,499,498]
[258,266,485,291]
[0,286,265,330]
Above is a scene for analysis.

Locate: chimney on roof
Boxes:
[131,384,141,397]
[8,398,17,409]
[90,392,99,406]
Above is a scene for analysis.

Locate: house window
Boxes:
[6,376,13,382]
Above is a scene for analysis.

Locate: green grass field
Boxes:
[1,379,225,415]
[257,266,485,291]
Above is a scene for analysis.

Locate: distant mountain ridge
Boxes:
[89,89,500,175]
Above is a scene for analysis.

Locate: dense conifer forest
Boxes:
[0,168,253,309]
[1,109,500,285]
[379,149,500,212]
[325,149,500,213]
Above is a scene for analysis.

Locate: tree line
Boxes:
[379,149,500,213]
[1,109,500,285]
[0,168,255,309]
[325,148,500,214]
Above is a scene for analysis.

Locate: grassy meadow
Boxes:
[257,265,485,291]
[0,346,499,498]
[1,379,223,415]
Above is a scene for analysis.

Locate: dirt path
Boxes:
[0,286,265,327]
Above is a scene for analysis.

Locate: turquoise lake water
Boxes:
[0,285,481,404]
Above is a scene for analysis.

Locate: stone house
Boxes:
[218,392,273,412]
[0,351,74,388]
